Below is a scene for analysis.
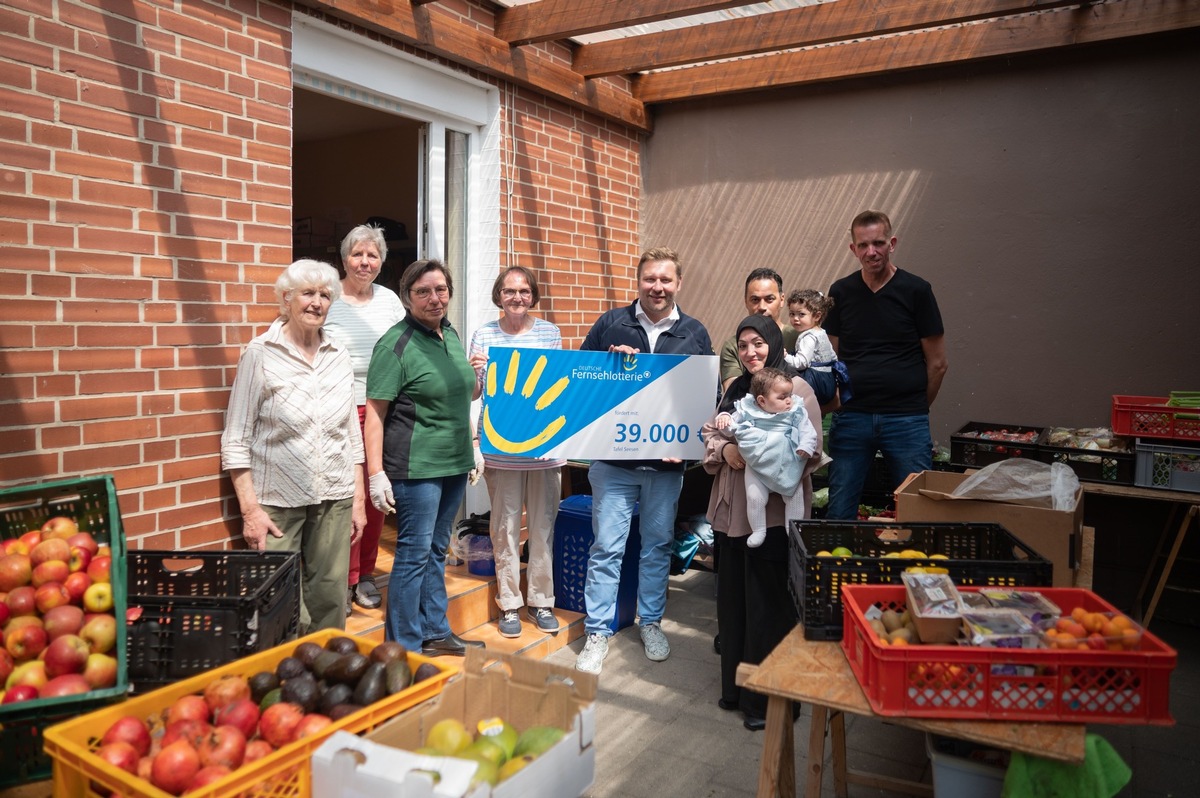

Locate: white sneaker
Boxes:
[640,622,670,662]
[575,633,609,674]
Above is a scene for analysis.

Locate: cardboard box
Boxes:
[895,470,1083,587]
[312,648,597,798]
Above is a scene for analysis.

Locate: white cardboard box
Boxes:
[312,647,597,798]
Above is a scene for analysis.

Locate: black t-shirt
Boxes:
[825,269,944,415]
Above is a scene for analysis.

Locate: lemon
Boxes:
[830,546,853,557]
[815,550,833,557]
[929,554,948,560]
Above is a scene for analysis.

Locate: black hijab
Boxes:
[718,314,800,413]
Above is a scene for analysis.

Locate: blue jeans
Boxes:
[585,461,683,636]
[827,411,932,520]
[385,473,468,649]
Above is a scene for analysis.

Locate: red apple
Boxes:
[5,659,47,691]
[86,556,112,584]
[35,581,72,614]
[43,633,91,678]
[66,532,99,557]
[2,539,30,556]
[42,604,85,640]
[40,516,79,539]
[95,545,111,559]
[82,581,113,613]
[63,571,92,604]
[95,740,140,775]
[1,684,38,704]
[0,600,9,627]
[80,613,117,654]
[0,649,13,685]
[30,538,71,567]
[68,546,92,574]
[19,530,43,549]
[0,554,33,592]
[4,615,43,635]
[5,619,47,660]
[40,672,92,698]
[151,739,201,795]
[32,559,70,587]
[82,652,118,689]
[102,715,153,757]
[6,585,37,616]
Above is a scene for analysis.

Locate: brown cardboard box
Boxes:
[895,470,1083,587]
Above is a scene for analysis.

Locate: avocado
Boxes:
[369,641,408,665]
[275,656,308,681]
[293,641,324,668]
[352,662,388,706]
[325,635,360,655]
[413,662,440,683]
[248,670,280,704]
[281,675,319,713]
[311,650,343,681]
[327,703,365,721]
[259,687,283,712]
[384,658,413,694]
[318,683,355,715]
[326,652,370,686]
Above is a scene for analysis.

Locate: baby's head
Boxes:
[750,367,793,414]
[787,289,833,332]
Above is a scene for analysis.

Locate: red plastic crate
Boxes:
[841,585,1176,725]
[1111,395,1200,442]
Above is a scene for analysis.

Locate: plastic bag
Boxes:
[448,512,493,564]
[949,459,1079,511]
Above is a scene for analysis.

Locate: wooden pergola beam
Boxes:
[495,0,759,46]
[574,0,1084,77]
[634,0,1200,103]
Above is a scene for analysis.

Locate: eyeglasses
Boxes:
[410,285,450,300]
[500,288,532,298]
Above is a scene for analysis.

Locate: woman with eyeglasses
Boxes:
[466,267,565,639]
[363,259,483,656]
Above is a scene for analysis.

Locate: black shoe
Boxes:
[717,698,739,712]
[422,632,485,656]
[345,588,353,618]
[352,579,382,609]
[743,715,767,732]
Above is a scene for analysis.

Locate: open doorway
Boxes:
[292,87,423,293]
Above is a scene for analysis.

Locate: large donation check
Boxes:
[478,348,719,460]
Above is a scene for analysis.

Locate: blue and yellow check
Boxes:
[479,348,719,460]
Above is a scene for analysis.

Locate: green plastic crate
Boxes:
[0,475,130,787]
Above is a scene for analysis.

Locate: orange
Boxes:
[1082,613,1105,634]
[890,637,909,646]
[1111,614,1134,632]
[1120,629,1140,650]
[1070,606,1087,623]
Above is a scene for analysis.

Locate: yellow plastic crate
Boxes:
[43,629,458,798]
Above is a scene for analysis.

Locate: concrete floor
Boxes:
[545,567,1200,798]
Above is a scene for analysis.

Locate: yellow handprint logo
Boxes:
[481,350,569,454]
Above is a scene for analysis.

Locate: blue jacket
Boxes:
[581,301,715,470]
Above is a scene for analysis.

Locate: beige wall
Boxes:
[643,33,1200,446]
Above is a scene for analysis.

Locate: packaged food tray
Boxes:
[950,422,1046,468]
[126,549,300,693]
[1111,395,1200,442]
[0,475,131,787]
[788,520,1052,641]
[1134,438,1200,494]
[841,585,1176,724]
[43,628,458,798]
[1037,431,1135,485]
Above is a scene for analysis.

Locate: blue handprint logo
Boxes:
[481,350,570,454]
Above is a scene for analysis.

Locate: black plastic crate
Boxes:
[1038,434,1135,485]
[950,421,1046,469]
[788,519,1052,641]
[0,475,131,787]
[125,550,300,693]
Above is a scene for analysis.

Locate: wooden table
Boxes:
[1080,482,1199,628]
[737,628,1087,798]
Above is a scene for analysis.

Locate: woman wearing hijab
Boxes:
[701,314,823,730]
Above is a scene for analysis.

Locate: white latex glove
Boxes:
[368,472,395,515]
[468,444,485,486]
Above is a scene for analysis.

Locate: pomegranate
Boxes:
[166,694,210,726]
[243,739,274,764]
[258,702,305,748]
[214,697,260,739]
[202,674,251,714]
[101,715,153,757]
[94,741,140,775]
[197,725,246,770]
[151,739,201,796]
[161,718,213,750]
[185,765,232,792]
[290,713,333,742]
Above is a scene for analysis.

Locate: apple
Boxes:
[35,581,72,614]
[40,672,92,698]
[68,546,92,574]
[43,604,86,640]
[43,634,91,678]
[80,613,117,654]
[95,545,112,560]
[5,622,48,660]
[66,532,99,557]
[6,585,38,617]
[30,537,71,567]
[0,649,13,684]
[102,715,153,757]
[95,741,140,775]
[2,539,30,556]
[6,659,47,691]
[83,581,114,613]
[19,530,43,549]
[82,652,118,689]
[63,571,92,604]
[86,556,112,584]
[0,600,9,627]
[40,516,79,539]
[31,559,70,587]
[0,554,33,592]
[4,615,43,635]
[1,684,38,704]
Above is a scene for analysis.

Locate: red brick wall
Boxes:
[0,0,642,549]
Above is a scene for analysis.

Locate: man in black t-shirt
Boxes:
[824,211,948,519]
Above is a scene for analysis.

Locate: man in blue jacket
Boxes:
[575,247,714,675]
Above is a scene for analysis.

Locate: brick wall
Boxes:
[0,0,642,550]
